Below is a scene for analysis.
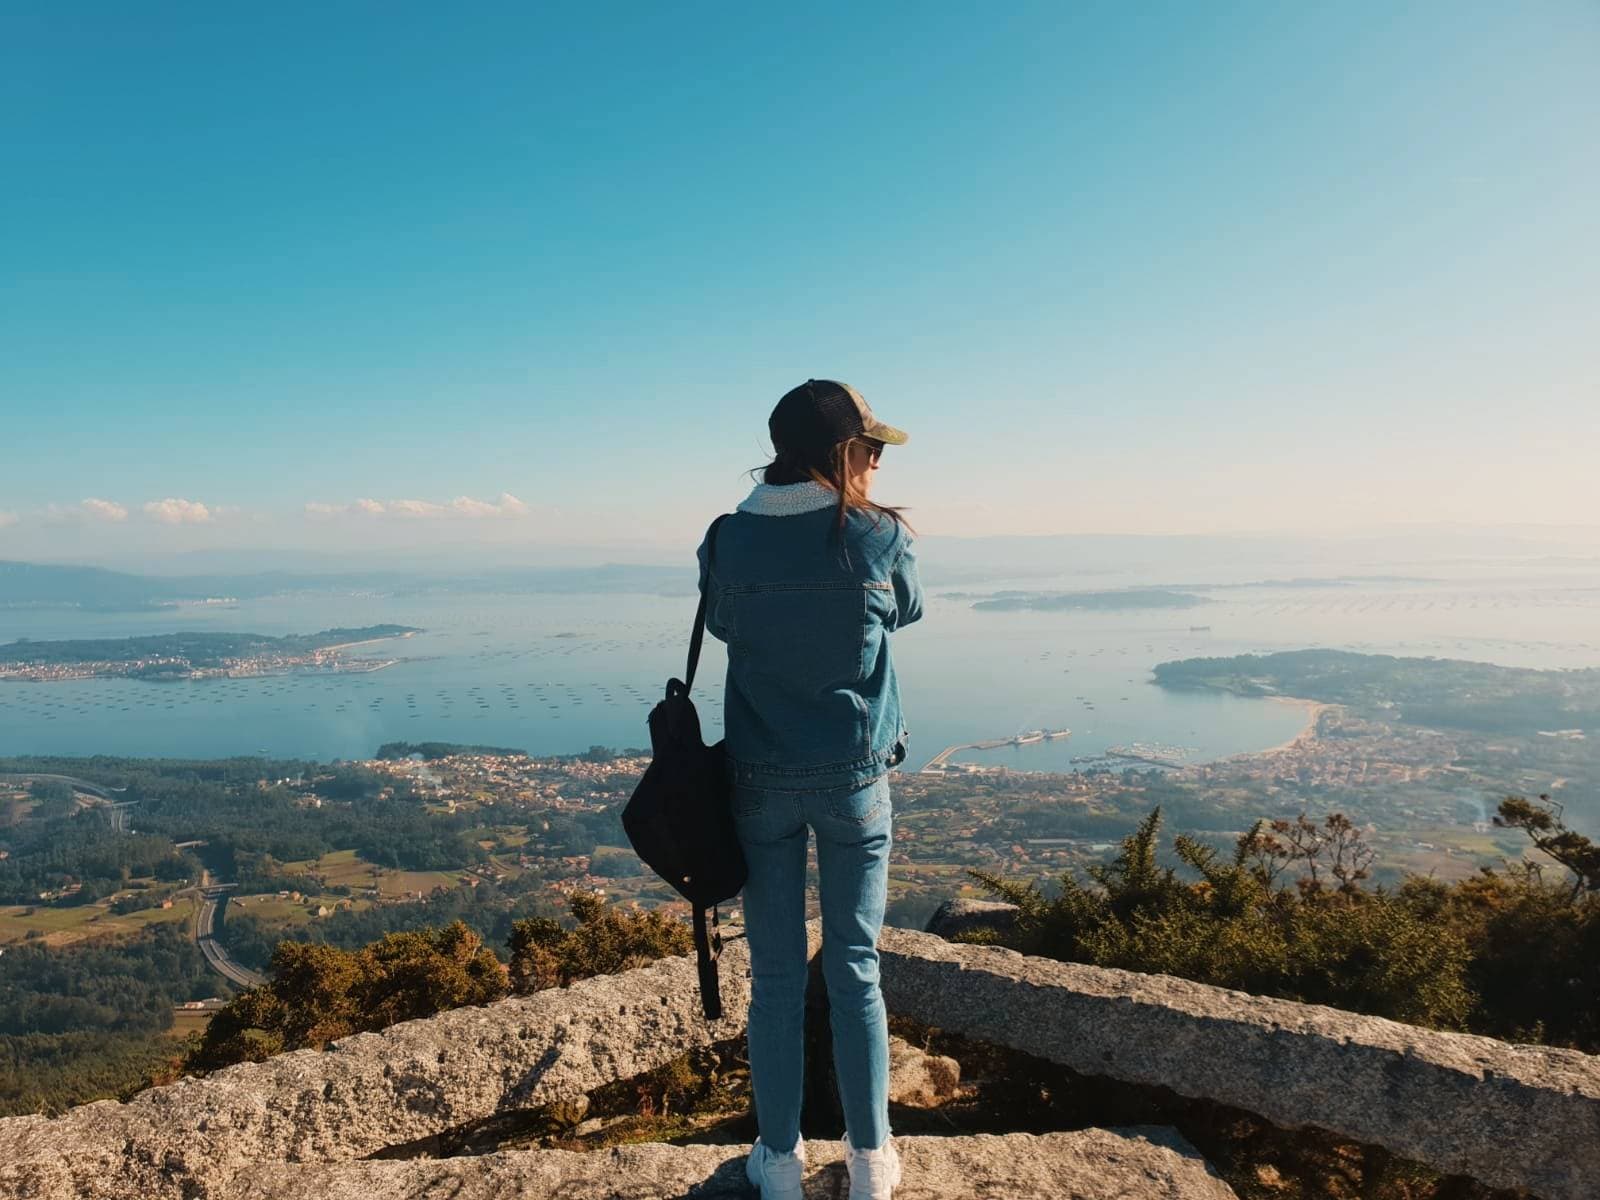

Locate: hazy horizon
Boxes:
[7,520,1600,587]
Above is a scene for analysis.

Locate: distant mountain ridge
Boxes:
[0,559,697,612]
[0,561,194,611]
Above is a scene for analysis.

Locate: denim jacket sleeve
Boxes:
[891,536,924,628]
[695,535,730,643]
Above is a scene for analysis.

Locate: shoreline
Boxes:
[315,630,418,655]
[933,694,1331,777]
[1227,696,1329,761]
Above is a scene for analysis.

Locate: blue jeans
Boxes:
[734,772,892,1154]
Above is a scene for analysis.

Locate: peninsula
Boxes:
[0,626,422,682]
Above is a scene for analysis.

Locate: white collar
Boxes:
[736,480,839,516]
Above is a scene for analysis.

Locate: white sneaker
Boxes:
[745,1136,806,1199]
[842,1131,901,1200]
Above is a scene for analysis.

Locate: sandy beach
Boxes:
[1238,696,1331,759]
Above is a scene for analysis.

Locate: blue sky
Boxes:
[2,2,1596,561]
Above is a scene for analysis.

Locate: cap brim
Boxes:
[864,420,909,445]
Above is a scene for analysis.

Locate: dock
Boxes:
[920,728,1071,772]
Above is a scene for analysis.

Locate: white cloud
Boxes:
[388,498,449,518]
[0,511,17,529]
[42,498,131,523]
[306,498,391,518]
[306,493,528,520]
[80,498,129,522]
[450,492,529,518]
[143,498,213,525]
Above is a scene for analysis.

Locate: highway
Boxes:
[0,772,121,800]
[193,878,267,990]
[0,773,136,827]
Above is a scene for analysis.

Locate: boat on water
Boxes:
[1008,727,1072,747]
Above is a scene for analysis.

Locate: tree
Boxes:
[27,779,73,804]
[588,848,644,878]
[1494,794,1600,899]
[27,780,76,822]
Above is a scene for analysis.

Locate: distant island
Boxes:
[0,626,422,682]
[969,588,1209,613]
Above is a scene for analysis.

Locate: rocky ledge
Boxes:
[879,925,1600,1200]
[229,1127,1237,1199]
[0,935,764,1200]
[4,919,1598,1199]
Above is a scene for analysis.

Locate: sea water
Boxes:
[1,574,1598,767]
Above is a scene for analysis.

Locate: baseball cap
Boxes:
[769,379,910,458]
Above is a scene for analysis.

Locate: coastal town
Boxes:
[0,649,406,684]
[322,688,1547,931]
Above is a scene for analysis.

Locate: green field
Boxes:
[169,1008,219,1040]
[0,894,197,947]
[226,893,364,923]
[279,847,465,897]
[1376,825,1534,882]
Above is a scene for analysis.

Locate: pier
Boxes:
[920,728,1071,772]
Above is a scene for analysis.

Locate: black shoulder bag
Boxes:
[621,513,746,1019]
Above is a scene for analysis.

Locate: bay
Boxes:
[2,573,1598,768]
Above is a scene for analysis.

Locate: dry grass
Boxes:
[279,847,464,897]
[168,1008,218,1039]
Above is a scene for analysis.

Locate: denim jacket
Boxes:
[696,480,924,792]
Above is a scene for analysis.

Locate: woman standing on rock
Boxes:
[697,379,923,1200]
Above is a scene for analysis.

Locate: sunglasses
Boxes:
[853,438,885,463]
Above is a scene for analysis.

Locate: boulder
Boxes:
[923,898,1019,941]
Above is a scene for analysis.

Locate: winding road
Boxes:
[193,874,267,989]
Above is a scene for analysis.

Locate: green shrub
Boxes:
[973,808,1470,1031]
[973,798,1600,1051]
[185,920,506,1072]
[509,891,691,994]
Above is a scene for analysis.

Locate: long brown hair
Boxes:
[757,438,915,538]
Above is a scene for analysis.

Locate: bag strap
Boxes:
[683,513,732,693]
[693,904,724,1020]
